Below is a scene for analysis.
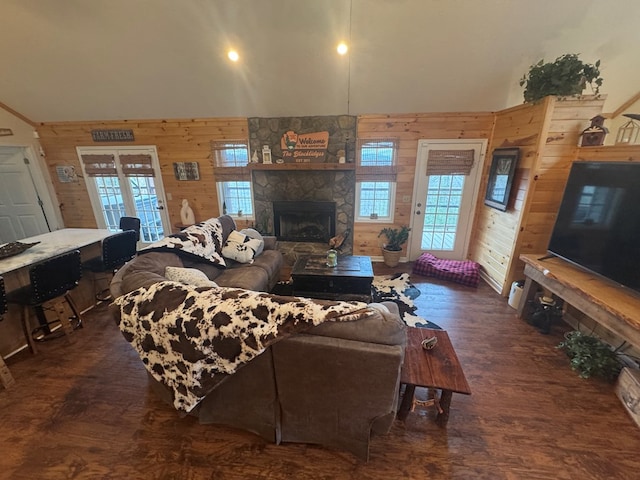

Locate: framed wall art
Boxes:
[173,162,200,181]
[484,147,519,211]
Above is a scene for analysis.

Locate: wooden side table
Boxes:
[398,327,471,426]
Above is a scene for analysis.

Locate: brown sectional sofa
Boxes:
[110,215,407,460]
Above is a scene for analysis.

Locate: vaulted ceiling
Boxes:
[1,0,639,123]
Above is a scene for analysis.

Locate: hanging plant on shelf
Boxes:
[519,54,603,103]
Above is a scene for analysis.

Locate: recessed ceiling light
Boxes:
[337,43,348,55]
[227,50,239,62]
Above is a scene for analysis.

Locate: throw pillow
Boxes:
[165,266,218,288]
[239,228,265,256]
[222,230,263,264]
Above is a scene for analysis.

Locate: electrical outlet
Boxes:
[167,192,172,200]
[402,195,411,203]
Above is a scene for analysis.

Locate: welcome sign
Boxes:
[280,130,329,163]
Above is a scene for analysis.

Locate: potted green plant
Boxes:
[519,54,603,103]
[557,330,622,382]
[378,226,411,267]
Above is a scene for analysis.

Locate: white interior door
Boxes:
[409,139,487,260]
[0,146,51,243]
[77,146,171,246]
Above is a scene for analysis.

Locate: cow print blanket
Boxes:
[112,281,373,413]
[140,217,226,267]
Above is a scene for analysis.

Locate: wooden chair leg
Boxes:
[0,356,15,389]
[21,305,38,355]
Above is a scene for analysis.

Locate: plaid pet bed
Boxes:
[412,253,480,287]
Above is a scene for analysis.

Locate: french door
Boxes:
[77,146,170,246]
[408,139,487,260]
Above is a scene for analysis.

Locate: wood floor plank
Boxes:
[1,262,639,479]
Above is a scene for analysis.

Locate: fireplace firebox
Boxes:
[273,201,336,242]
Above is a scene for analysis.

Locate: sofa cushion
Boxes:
[218,214,237,244]
[165,266,219,287]
[126,251,183,276]
[222,230,263,264]
[224,250,282,283]
[215,265,269,291]
[120,270,168,295]
[308,302,406,346]
[180,258,224,281]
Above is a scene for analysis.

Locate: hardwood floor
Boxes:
[1,262,639,479]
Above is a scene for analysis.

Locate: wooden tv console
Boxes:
[517,254,640,349]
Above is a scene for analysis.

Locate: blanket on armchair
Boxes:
[112,281,373,413]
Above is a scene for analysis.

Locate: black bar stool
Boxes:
[84,230,138,301]
[0,276,16,388]
[6,250,83,355]
[119,216,141,241]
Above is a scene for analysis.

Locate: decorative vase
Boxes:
[381,248,402,268]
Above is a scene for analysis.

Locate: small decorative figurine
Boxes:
[180,199,195,225]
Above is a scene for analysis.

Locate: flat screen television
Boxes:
[547,161,640,295]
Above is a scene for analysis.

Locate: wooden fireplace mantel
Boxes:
[517,254,640,349]
[247,163,355,171]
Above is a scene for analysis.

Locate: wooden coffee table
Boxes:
[291,255,373,302]
[398,327,471,426]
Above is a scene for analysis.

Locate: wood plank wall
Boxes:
[354,113,495,257]
[36,118,249,231]
[469,96,606,295]
[510,96,606,288]
[35,104,605,295]
[468,100,550,292]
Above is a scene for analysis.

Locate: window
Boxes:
[360,140,394,167]
[422,175,464,250]
[217,181,253,218]
[212,140,254,219]
[356,139,398,222]
[356,181,395,221]
[213,142,249,167]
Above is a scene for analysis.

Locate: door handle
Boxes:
[156,205,164,210]
[415,210,421,215]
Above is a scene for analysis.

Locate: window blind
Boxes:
[80,154,117,177]
[120,154,155,177]
[426,149,475,176]
[356,138,398,181]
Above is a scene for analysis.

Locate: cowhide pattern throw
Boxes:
[112,281,373,412]
[140,217,226,267]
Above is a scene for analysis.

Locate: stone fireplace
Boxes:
[273,200,336,243]
[252,170,355,263]
[248,115,357,264]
